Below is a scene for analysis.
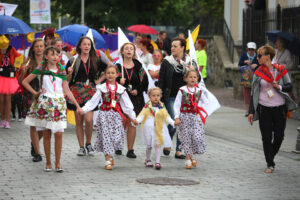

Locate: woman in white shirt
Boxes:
[140,38,154,68]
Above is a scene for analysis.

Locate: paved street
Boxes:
[0,106,300,200]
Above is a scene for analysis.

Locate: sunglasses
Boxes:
[55,44,64,48]
[248,48,255,51]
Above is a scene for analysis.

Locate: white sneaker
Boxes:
[77,147,86,156]
[86,144,94,156]
[18,118,23,122]
[11,118,16,121]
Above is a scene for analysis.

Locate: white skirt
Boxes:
[140,118,172,148]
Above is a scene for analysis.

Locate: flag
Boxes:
[67,110,76,125]
[86,29,94,44]
[188,30,205,88]
[188,30,220,116]
[186,25,200,50]
[0,3,18,16]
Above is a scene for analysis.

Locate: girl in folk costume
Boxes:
[116,42,148,158]
[18,38,45,162]
[23,46,81,172]
[0,35,21,129]
[174,69,208,169]
[66,36,106,157]
[133,87,175,170]
[78,65,136,170]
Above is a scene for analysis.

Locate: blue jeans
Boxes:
[165,97,182,152]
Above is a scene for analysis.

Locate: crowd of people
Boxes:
[0,27,297,174]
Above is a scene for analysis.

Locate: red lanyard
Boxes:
[81,56,90,78]
[106,81,118,100]
[49,76,56,94]
[47,65,60,94]
[124,66,134,82]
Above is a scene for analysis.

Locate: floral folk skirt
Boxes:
[66,81,96,111]
[94,109,125,155]
[25,95,67,131]
[178,113,206,155]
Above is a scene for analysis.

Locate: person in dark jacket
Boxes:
[238,42,259,116]
[158,37,198,159]
[155,31,171,57]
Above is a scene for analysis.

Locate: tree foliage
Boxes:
[4,0,224,31]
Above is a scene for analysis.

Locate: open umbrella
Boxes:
[0,15,33,34]
[266,30,300,56]
[127,24,158,34]
[56,24,106,49]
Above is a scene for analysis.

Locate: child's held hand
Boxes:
[174,118,181,126]
[132,119,139,126]
[77,107,84,115]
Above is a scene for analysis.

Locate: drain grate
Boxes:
[136,177,199,185]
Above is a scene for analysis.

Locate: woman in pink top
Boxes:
[248,45,297,174]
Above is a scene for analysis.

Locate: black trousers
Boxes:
[258,104,286,167]
[11,92,22,119]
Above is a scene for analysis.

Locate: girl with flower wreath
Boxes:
[78,65,136,170]
[22,46,81,172]
[132,87,175,170]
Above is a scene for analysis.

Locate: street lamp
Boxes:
[81,0,84,25]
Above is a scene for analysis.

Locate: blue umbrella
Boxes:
[56,24,106,49]
[266,30,300,56]
[0,15,33,34]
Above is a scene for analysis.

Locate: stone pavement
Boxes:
[0,106,300,200]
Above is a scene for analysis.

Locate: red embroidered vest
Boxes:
[180,89,202,114]
[99,92,121,111]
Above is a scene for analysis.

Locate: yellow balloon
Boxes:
[0,35,9,49]
[27,32,35,43]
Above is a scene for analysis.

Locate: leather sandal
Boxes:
[191,158,198,167]
[105,160,113,170]
[264,166,274,173]
[110,158,114,166]
[185,160,192,169]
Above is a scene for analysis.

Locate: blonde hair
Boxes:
[184,69,199,79]
[120,42,137,59]
[257,44,275,60]
[148,87,162,97]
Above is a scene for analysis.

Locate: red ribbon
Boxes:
[193,102,208,124]
[112,103,127,121]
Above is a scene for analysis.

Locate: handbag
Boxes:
[240,65,254,88]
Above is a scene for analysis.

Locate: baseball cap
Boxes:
[247,42,256,49]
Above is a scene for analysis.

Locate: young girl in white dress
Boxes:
[133,87,176,170]
[23,46,81,172]
[78,65,136,170]
[174,69,208,169]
